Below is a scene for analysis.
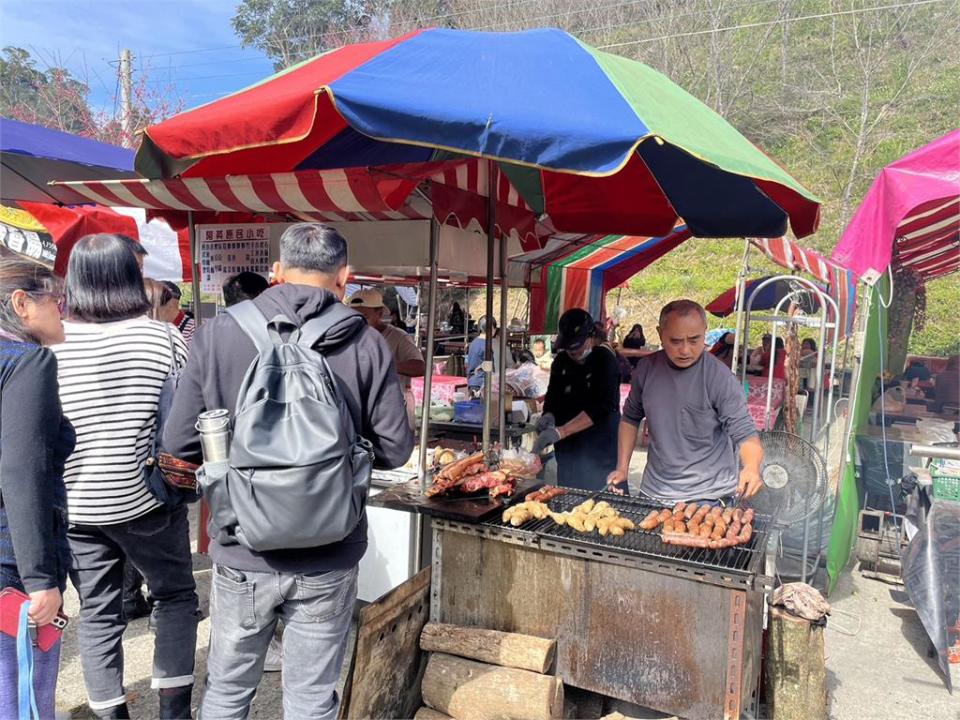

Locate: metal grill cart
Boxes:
[426,489,776,720]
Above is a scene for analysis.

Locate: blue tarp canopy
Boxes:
[1,117,137,205]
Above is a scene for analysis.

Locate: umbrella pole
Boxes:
[731,238,751,377]
[418,218,440,492]
[498,228,508,449]
[188,211,201,328]
[482,161,496,459]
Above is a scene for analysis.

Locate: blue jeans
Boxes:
[200,564,357,720]
[0,623,60,720]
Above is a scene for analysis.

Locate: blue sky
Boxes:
[0,0,275,113]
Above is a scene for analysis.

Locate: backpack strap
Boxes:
[299,303,362,351]
[225,301,277,354]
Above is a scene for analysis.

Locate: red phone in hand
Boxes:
[0,587,68,652]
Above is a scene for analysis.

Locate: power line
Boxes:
[136,0,792,82]
[597,0,950,48]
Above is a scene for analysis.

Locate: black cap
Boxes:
[555,308,594,351]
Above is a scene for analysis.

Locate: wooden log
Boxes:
[766,606,827,720]
[422,653,563,720]
[420,622,557,674]
[414,708,454,720]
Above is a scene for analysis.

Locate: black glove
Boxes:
[535,412,556,433]
[532,427,561,455]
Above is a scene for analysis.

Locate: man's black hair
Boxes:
[222,271,269,307]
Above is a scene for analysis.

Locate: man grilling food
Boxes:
[605,300,764,505]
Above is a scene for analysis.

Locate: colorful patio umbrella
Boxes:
[831,129,959,282]
[1,117,137,205]
[134,28,820,241]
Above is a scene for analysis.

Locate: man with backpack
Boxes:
[164,223,414,719]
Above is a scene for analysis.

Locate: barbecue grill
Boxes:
[429,488,776,719]
[483,489,771,590]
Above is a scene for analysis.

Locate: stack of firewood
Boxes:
[414,622,564,720]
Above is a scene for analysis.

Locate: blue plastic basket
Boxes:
[454,399,485,424]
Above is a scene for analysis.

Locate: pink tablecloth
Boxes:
[411,375,467,406]
[745,377,786,430]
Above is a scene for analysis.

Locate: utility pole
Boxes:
[119,49,133,148]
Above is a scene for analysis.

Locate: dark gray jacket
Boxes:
[164,284,414,573]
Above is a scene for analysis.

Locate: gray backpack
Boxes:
[202,300,374,552]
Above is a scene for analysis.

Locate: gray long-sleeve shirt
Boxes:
[622,350,757,502]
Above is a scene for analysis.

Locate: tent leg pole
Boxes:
[498,230,508,449]
[418,218,440,493]
[731,238,750,377]
[482,161,496,459]
[414,282,423,349]
[189,211,201,327]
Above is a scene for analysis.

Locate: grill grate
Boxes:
[485,488,770,578]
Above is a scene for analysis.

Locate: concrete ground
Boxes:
[55,493,958,719]
[824,569,958,720]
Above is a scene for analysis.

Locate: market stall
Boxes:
[55,27,824,715]
[823,129,959,688]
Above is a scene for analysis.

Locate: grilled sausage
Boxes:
[713,517,728,536]
[702,514,715,529]
[739,524,753,543]
[662,532,711,548]
[728,519,742,537]
[709,506,723,519]
[710,525,725,541]
[733,508,744,524]
[657,509,673,524]
[718,537,738,548]
[639,510,661,531]
[721,508,734,524]
[671,502,687,515]
[693,506,710,521]
[742,509,755,525]
[683,503,699,520]
[698,524,713,538]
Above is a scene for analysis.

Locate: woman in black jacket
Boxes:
[0,258,75,719]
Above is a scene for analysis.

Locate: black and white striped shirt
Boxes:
[53,317,187,525]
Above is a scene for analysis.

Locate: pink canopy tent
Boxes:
[831,130,959,281]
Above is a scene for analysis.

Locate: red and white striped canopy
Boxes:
[50,159,543,248]
[51,167,430,222]
[751,236,857,338]
[892,196,959,281]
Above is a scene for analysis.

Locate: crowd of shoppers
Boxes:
[0,224,414,719]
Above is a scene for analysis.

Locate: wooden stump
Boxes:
[420,622,557,673]
[766,606,827,720]
[422,652,563,720]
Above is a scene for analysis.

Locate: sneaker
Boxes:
[263,634,283,672]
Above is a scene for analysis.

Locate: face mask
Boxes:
[572,346,592,363]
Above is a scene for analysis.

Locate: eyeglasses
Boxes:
[30,291,65,314]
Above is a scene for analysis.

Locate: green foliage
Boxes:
[908,276,960,356]
[0,46,94,134]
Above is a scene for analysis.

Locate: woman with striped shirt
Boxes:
[53,235,199,720]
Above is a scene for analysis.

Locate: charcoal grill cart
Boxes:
[427,489,776,720]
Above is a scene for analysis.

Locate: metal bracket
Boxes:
[724,590,747,720]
